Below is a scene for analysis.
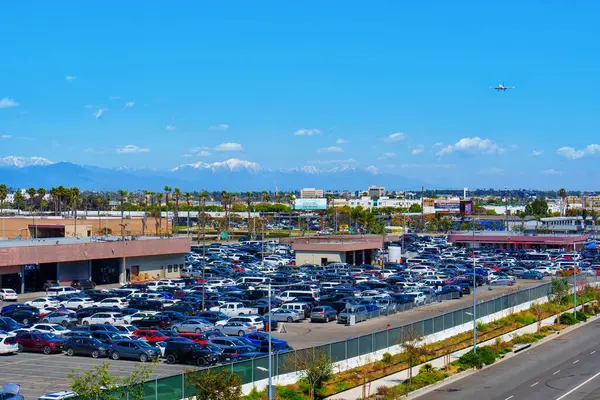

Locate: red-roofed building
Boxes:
[448,232,589,251]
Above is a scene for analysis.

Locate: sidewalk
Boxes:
[326,310,562,399]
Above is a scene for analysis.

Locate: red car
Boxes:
[133,329,168,344]
[177,332,209,345]
[16,332,66,354]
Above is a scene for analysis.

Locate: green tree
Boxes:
[288,351,334,400]
[184,192,192,236]
[12,191,24,211]
[549,278,570,308]
[118,189,127,238]
[525,198,549,218]
[37,187,46,213]
[185,368,242,400]
[173,187,181,235]
[408,203,422,213]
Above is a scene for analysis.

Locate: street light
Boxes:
[471,223,477,354]
[267,281,273,400]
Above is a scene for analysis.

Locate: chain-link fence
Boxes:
[127,281,563,399]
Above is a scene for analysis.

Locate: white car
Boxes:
[25,297,60,309]
[0,289,18,301]
[30,323,71,336]
[82,312,123,325]
[60,298,94,310]
[93,298,127,309]
[0,334,18,355]
[115,311,157,325]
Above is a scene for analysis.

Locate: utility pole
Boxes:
[267,281,273,400]
[421,186,425,233]
[472,222,477,353]
[201,193,207,311]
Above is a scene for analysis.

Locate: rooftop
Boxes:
[0,235,165,249]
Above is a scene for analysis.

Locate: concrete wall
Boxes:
[58,260,89,282]
[295,251,345,266]
[126,254,185,280]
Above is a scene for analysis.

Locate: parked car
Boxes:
[164,341,220,366]
[25,297,59,309]
[216,321,257,337]
[64,336,109,358]
[30,323,71,336]
[2,309,39,325]
[71,279,96,290]
[109,339,160,362]
[520,270,545,280]
[82,312,123,326]
[263,309,302,323]
[244,332,290,352]
[172,319,213,333]
[0,334,18,355]
[131,315,172,330]
[60,298,94,310]
[15,332,66,354]
[195,311,229,325]
[0,289,18,302]
[43,280,60,291]
[310,306,338,323]
[132,330,169,345]
[40,311,78,327]
[338,305,368,324]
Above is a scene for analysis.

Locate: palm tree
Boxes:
[0,184,8,216]
[118,189,127,238]
[173,188,181,236]
[127,192,134,218]
[220,191,231,235]
[13,191,24,212]
[184,192,192,236]
[156,193,164,235]
[27,188,37,212]
[164,186,172,237]
[142,191,150,236]
[246,192,253,239]
[37,188,46,214]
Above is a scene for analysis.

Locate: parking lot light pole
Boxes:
[472,225,477,353]
[268,281,273,400]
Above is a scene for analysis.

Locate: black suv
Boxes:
[164,341,220,366]
[71,279,96,290]
[128,299,164,311]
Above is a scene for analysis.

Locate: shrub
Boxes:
[477,347,498,365]
[331,381,349,393]
[559,313,578,325]
[381,352,393,365]
[419,363,434,374]
[456,351,483,370]
[277,387,307,400]
[575,311,588,322]
[513,314,537,325]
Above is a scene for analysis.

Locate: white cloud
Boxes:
[121,101,135,111]
[0,134,11,139]
[165,125,177,131]
[215,142,243,152]
[411,145,425,155]
[556,144,600,160]
[396,163,456,169]
[187,146,212,157]
[65,76,76,82]
[507,144,519,151]
[543,169,562,175]
[384,132,406,142]
[432,142,443,148]
[378,152,396,160]
[305,158,356,164]
[94,108,105,120]
[116,144,149,154]
[531,150,543,156]
[209,124,229,131]
[317,146,343,153]
[294,128,321,136]
[0,98,19,108]
[436,137,503,157]
[336,138,348,144]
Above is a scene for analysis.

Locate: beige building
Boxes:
[368,186,385,199]
[300,188,324,199]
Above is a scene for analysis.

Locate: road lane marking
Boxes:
[591,350,596,355]
[505,396,514,400]
[554,370,561,375]
[573,360,579,364]
[531,382,539,387]
[555,371,600,400]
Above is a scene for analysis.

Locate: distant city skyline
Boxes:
[2,3,600,189]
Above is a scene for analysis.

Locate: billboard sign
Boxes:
[460,200,473,215]
[434,200,460,212]
[293,198,327,210]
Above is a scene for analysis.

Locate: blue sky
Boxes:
[1,2,600,189]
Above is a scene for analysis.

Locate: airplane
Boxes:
[490,83,515,91]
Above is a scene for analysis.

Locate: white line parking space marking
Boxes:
[591,350,596,355]
[553,370,561,375]
[505,396,514,400]
[555,371,600,400]
[531,382,539,387]
[573,360,579,364]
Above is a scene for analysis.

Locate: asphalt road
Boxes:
[422,318,600,400]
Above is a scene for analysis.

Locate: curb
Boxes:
[407,309,600,399]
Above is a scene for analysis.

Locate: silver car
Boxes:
[216,321,257,337]
[264,309,302,323]
[171,318,214,333]
[41,311,78,327]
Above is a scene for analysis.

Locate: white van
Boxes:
[277,290,319,302]
[280,303,311,319]
[237,276,270,285]
[46,286,79,297]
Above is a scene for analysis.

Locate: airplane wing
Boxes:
[506,86,515,89]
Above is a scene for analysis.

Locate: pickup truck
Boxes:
[209,302,259,317]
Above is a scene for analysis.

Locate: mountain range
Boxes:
[0,157,425,191]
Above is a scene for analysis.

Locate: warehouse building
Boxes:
[448,232,589,251]
[0,236,190,293]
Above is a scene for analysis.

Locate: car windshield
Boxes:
[137,341,153,349]
[39,334,57,340]
[53,325,67,331]
[203,344,221,352]
[89,338,103,346]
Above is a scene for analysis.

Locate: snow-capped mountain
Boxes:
[0,156,54,168]
[0,156,424,190]
[172,158,262,173]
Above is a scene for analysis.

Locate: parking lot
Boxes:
[0,279,547,399]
